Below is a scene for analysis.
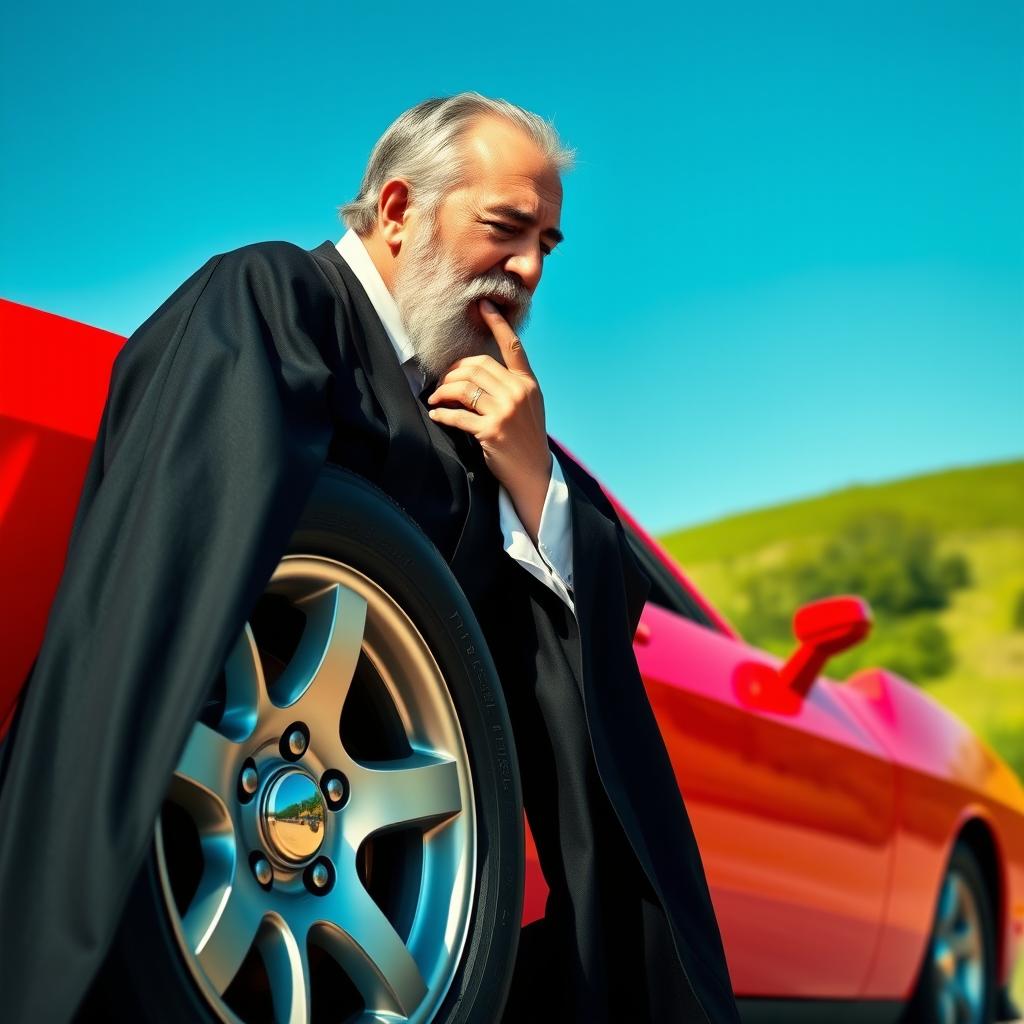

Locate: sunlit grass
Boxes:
[924,529,1024,778]
[660,459,1023,565]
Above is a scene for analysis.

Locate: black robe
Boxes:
[0,239,741,1024]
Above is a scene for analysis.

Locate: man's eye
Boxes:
[487,221,552,257]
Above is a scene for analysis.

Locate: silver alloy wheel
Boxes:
[154,554,477,1024]
[930,868,986,1024]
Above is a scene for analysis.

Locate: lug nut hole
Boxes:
[304,857,335,896]
[320,770,349,811]
[249,852,273,891]
[280,722,310,762]
[237,758,259,803]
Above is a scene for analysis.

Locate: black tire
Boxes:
[79,464,524,1023]
[901,838,997,1024]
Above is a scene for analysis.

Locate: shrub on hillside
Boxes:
[736,510,968,681]
[826,615,955,681]
[813,511,970,615]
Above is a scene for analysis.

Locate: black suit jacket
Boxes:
[0,239,740,1023]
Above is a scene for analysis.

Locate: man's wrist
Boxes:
[505,449,553,547]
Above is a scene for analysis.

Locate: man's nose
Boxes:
[503,247,543,294]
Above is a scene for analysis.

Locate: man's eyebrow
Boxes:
[487,205,565,245]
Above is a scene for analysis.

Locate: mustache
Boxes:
[458,271,532,322]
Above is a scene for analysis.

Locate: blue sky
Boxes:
[2,1,1021,533]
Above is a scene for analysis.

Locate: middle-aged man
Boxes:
[0,93,741,1023]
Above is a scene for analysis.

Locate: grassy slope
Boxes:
[656,459,1024,1004]
[659,459,1024,565]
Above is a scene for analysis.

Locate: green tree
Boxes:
[736,510,966,682]
[814,510,969,615]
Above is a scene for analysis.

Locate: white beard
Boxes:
[391,216,533,389]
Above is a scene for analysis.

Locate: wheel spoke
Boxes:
[949,974,973,1023]
[219,623,266,741]
[258,917,312,1024]
[312,863,428,1018]
[184,871,262,996]
[936,985,956,1024]
[174,721,239,803]
[951,919,978,959]
[271,583,368,713]
[347,751,461,842]
[936,874,958,932]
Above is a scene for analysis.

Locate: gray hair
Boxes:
[338,92,575,235]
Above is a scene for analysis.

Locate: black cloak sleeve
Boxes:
[0,242,340,1023]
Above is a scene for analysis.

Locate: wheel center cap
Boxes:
[261,768,326,864]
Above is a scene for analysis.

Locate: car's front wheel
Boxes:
[80,465,524,1023]
[902,838,997,1024]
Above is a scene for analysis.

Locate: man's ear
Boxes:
[377,178,412,255]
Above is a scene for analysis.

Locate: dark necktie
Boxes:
[417,380,488,479]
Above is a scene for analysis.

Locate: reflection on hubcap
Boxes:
[261,769,325,864]
[155,554,477,1024]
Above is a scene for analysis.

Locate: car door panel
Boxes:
[635,600,898,996]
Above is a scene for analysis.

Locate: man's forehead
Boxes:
[460,117,563,217]
[481,176,561,211]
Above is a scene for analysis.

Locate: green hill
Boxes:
[659,459,1024,565]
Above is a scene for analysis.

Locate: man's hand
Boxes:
[426,298,552,544]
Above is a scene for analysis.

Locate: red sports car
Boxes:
[2,297,1023,1024]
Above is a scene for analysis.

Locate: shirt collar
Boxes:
[335,229,426,396]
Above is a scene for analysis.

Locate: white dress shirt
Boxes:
[335,230,576,614]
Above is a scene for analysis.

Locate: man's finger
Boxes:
[436,361,511,400]
[441,353,510,381]
[428,380,495,414]
[426,404,481,435]
[480,298,533,377]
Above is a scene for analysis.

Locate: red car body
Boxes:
[3,297,1023,1011]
